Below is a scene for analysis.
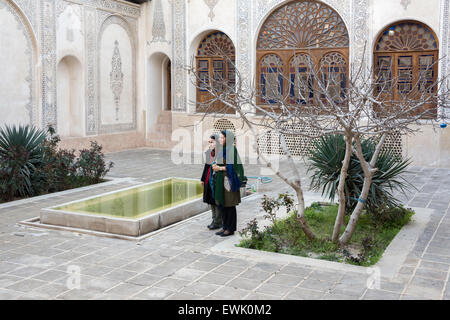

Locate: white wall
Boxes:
[147,52,170,132]
[57,56,84,137]
[370,0,441,44]
[99,22,134,126]
[0,1,33,128]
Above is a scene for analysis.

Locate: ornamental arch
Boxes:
[195,31,236,114]
[373,20,439,119]
[256,0,349,111]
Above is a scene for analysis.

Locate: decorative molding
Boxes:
[55,0,69,17]
[439,0,449,119]
[63,0,141,18]
[204,0,219,22]
[172,0,187,111]
[85,6,98,135]
[110,40,124,121]
[0,0,36,125]
[440,0,449,79]
[400,0,411,10]
[351,0,370,72]
[151,0,167,43]
[97,13,137,133]
[254,0,351,33]
[14,0,38,34]
[237,0,251,88]
[41,0,58,130]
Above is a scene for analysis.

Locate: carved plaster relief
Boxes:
[151,0,167,42]
[204,0,219,22]
[98,14,136,133]
[0,0,35,126]
[172,0,187,111]
[41,0,58,130]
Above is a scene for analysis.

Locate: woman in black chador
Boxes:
[201,134,221,230]
[212,130,245,237]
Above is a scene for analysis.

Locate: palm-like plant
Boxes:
[0,124,47,199]
[308,134,413,213]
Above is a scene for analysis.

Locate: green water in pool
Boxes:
[54,178,203,219]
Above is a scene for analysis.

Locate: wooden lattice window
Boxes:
[196,31,236,114]
[320,52,347,102]
[289,54,314,104]
[260,54,284,104]
[374,21,439,119]
[256,0,349,110]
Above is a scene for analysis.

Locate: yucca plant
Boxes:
[307,134,413,214]
[0,124,47,200]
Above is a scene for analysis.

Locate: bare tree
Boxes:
[186,44,450,245]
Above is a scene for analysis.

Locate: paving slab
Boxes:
[1,149,449,300]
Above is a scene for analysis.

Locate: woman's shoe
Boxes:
[209,225,221,230]
[220,230,234,237]
[215,229,225,235]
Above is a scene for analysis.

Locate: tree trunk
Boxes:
[338,172,374,244]
[293,183,317,240]
[338,134,386,245]
[332,134,352,242]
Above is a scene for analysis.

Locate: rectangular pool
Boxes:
[40,178,209,237]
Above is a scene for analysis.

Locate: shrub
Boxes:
[0,124,114,202]
[0,125,47,200]
[32,126,78,193]
[75,141,113,184]
[307,134,413,214]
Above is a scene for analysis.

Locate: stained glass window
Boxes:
[374,21,438,118]
[375,22,438,52]
[256,0,349,109]
[290,54,314,104]
[320,52,347,101]
[260,54,284,104]
[257,1,349,50]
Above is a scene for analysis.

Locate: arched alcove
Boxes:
[187,29,236,114]
[147,52,171,132]
[0,0,37,128]
[57,56,84,137]
[98,15,136,132]
[374,20,439,119]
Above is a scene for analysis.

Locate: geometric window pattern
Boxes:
[256,0,349,107]
[257,128,403,159]
[213,119,236,145]
[257,0,349,50]
[213,118,236,135]
[198,31,236,57]
[320,52,347,101]
[260,54,284,104]
[290,54,314,104]
[196,31,236,114]
[375,22,438,52]
[374,21,438,119]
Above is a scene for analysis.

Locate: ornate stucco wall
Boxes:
[0,0,449,166]
[0,0,141,152]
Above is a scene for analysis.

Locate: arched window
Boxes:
[290,54,314,104]
[196,31,236,114]
[320,52,347,102]
[260,54,284,104]
[374,21,438,118]
[257,0,349,110]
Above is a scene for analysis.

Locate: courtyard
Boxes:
[0,148,449,300]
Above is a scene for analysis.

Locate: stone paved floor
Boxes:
[0,148,449,300]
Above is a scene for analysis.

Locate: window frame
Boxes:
[373,21,439,119]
